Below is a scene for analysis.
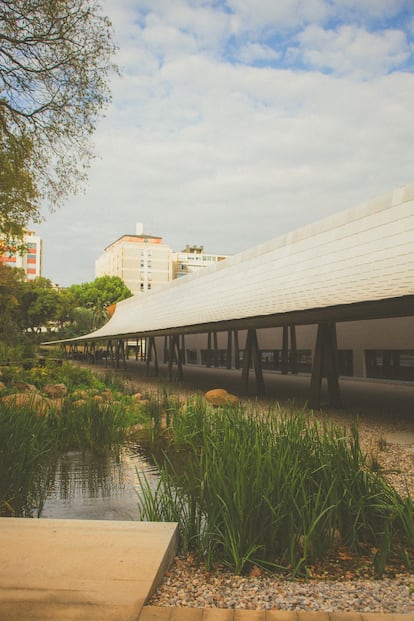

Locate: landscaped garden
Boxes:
[1,357,413,582]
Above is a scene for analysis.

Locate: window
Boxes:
[147,283,151,290]
[365,350,414,381]
[140,283,144,291]
[148,272,152,281]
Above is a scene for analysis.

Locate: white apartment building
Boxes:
[172,245,227,279]
[95,224,172,295]
[0,230,43,280]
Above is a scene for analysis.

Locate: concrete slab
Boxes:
[0,518,178,621]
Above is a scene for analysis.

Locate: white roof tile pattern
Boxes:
[69,184,414,341]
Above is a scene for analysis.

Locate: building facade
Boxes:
[0,230,43,280]
[172,245,227,278]
[96,226,227,295]
[95,224,172,295]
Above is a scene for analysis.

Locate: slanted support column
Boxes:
[167,334,184,382]
[145,336,159,377]
[226,330,239,369]
[309,322,341,409]
[290,325,298,374]
[226,331,232,369]
[163,336,168,364]
[281,326,289,374]
[241,328,265,396]
[180,334,186,365]
[115,339,126,369]
[281,325,298,374]
[234,330,240,369]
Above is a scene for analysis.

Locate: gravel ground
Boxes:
[149,560,414,613]
[148,409,414,614]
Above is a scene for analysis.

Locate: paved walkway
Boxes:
[0,518,177,621]
[139,606,413,619]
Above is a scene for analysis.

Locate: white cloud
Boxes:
[36,1,414,286]
[291,24,410,77]
[237,42,281,63]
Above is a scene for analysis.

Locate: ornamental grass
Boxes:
[137,398,414,577]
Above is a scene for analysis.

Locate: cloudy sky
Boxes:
[37,0,414,286]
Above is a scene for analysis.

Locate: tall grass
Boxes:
[0,393,140,516]
[0,398,54,516]
[138,399,414,576]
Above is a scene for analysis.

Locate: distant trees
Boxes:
[0,0,117,244]
[0,269,132,347]
[68,276,132,330]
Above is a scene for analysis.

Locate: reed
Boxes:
[0,397,54,516]
[138,398,414,576]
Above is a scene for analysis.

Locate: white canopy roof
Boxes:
[56,183,414,343]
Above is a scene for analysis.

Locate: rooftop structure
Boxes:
[49,183,414,407]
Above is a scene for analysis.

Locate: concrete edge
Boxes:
[145,523,179,602]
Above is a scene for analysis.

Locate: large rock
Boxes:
[204,388,239,407]
[43,383,68,398]
[14,382,37,392]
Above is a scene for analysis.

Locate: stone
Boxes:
[43,383,68,398]
[204,388,239,407]
[14,382,37,392]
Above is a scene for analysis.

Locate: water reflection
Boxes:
[38,444,159,521]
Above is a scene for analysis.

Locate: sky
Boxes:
[36,0,414,287]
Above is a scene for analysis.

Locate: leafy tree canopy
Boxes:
[69,275,132,329]
[0,0,117,244]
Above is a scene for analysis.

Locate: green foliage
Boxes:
[0,398,54,516]
[138,399,414,577]
[0,361,146,515]
[0,129,39,245]
[19,277,62,333]
[0,0,117,239]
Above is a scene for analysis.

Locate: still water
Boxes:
[38,444,159,521]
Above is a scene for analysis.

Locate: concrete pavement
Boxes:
[0,518,177,621]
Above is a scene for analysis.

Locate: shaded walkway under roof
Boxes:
[45,183,414,408]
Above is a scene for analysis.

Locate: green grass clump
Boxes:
[0,398,54,516]
[137,399,414,576]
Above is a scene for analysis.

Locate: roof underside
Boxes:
[48,184,414,344]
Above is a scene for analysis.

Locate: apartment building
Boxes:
[172,245,227,278]
[95,226,228,295]
[95,224,172,295]
[0,230,43,280]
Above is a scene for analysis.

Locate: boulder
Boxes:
[43,383,68,398]
[204,388,239,407]
[14,382,37,392]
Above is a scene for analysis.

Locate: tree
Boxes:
[0,263,25,343]
[18,276,62,334]
[69,275,132,330]
[0,0,117,243]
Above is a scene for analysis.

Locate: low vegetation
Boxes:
[0,359,147,517]
[138,397,414,578]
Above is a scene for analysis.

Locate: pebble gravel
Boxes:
[150,562,414,613]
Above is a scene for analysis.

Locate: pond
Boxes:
[35,441,160,521]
